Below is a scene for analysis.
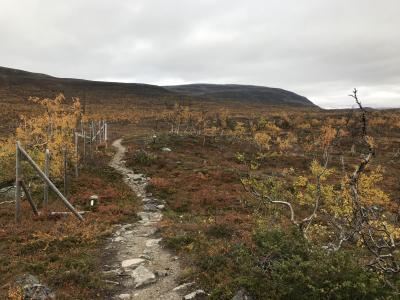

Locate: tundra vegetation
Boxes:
[0,91,400,299]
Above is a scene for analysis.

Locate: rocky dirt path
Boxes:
[102,139,201,300]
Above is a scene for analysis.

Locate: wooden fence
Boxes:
[13,120,108,223]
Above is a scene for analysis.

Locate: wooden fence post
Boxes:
[44,149,50,205]
[21,181,39,215]
[75,132,79,177]
[104,121,108,147]
[98,120,102,143]
[63,148,68,196]
[15,142,22,223]
[83,131,86,164]
[91,121,95,144]
[89,126,93,158]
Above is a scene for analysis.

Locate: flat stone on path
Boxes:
[172,282,195,292]
[131,265,157,288]
[146,238,162,247]
[183,290,208,299]
[121,258,145,269]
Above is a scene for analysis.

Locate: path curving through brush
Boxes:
[102,139,189,300]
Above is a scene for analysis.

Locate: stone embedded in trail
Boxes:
[155,269,169,277]
[143,203,159,212]
[161,147,172,152]
[118,293,131,300]
[142,198,161,205]
[103,268,123,276]
[127,173,144,181]
[121,258,145,269]
[131,265,157,288]
[114,236,125,242]
[145,238,162,247]
[172,282,195,292]
[123,230,135,236]
[139,254,151,260]
[183,290,208,299]
[137,212,162,222]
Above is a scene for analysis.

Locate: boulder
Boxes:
[131,266,157,288]
[15,274,55,300]
[232,289,252,300]
[0,186,15,199]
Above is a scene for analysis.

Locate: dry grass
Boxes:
[0,148,139,299]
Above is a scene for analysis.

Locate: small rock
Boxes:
[123,230,134,236]
[143,204,159,212]
[16,274,55,300]
[121,258,145,269]
[131,266,157,288]
[121,224,133,230]
[161,147,172,152]
[142,198,160,205]
[137,212,162,222]
[137,212,150,221]
[232,289,252,300]
[114,236,125,242]
[172,282,195,292]
[143,249,152,255]
[145,238,162,247]
[156,204,165,210]
[0,186,19,199]
[183,290,208,300]
[155,270,169,277]
[127,174,143,181]
[118,293,131,300]
[139,254,151,260]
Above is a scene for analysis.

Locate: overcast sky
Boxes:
[1,0,399,108]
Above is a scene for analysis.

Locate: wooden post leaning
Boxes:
[15,142,83,222]
[44,149,50,205]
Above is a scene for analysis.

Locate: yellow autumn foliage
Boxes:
[0,94,82,183]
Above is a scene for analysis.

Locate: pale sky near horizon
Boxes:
[1,0,399,108]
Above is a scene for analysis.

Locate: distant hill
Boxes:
[0,66,316,107]
[0,66,173,105]
[164,84,316,107]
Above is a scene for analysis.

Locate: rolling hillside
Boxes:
[164,83,316,107]
[0,66,316,107]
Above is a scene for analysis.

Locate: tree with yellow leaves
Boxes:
[0,93,82,184]
[242,89,400,275]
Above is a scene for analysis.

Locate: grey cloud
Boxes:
[1,0,399,108]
